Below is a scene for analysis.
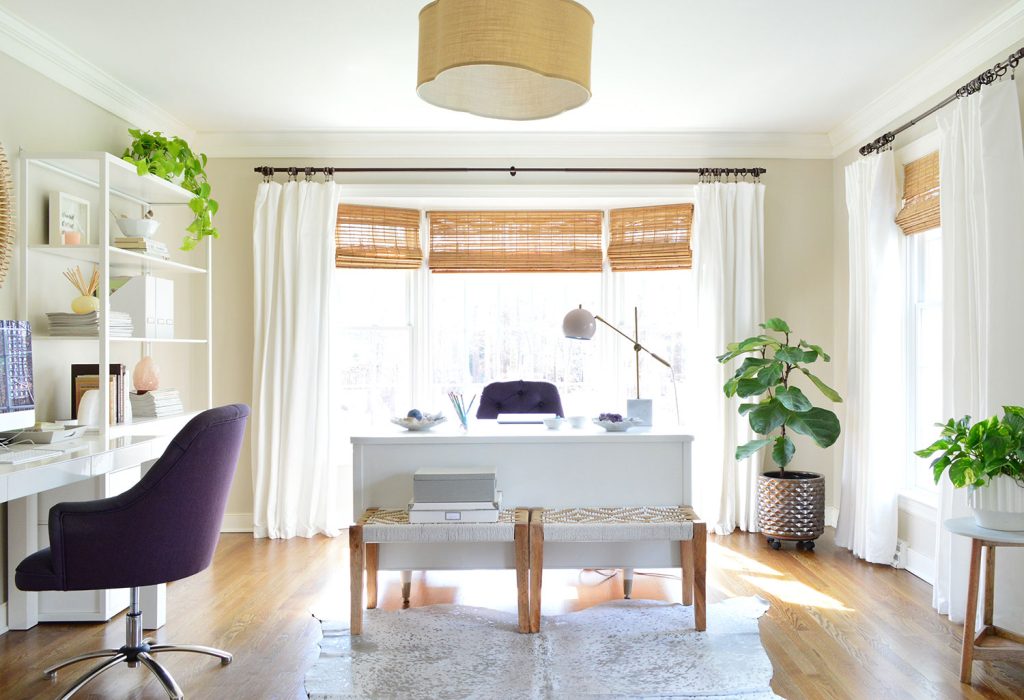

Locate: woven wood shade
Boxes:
[0,144,13,287]
[896,151,940,235]
[428,210,602,273]
[335,204,422,269]
[607,203,694,271]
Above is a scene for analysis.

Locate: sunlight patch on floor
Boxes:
[709,542,783,577]
[740,574,852,611]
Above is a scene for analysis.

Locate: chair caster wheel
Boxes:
[804,540,815,551]
[769,539,781,550]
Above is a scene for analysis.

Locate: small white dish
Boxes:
[115,217,160,238]
[568,416,587,429]
[390,414,446,432]
[542,417,565,430]
[592,417,642,432]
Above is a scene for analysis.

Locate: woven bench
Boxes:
[529,506,706,633]
[349,507,531,635]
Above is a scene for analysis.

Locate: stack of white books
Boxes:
[46,311,133,337]
[113,237,170,260]
[409,467,500,523]
[129,389,184,418]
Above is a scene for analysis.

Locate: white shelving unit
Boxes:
[14,151,214,623]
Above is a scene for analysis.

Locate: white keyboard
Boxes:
[0,447,64,464]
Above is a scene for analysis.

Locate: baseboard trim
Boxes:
[825,506,839,528]
[906,547,935,585]
[221,512,254,533]
[0,602,8,636]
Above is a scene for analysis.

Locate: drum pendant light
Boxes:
[417,0,594,120]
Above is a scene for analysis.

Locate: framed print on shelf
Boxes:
[49,191,90,246]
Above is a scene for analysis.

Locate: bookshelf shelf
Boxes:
[20,152,194,206]
[28,245,208,275]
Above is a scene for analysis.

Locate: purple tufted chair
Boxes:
[15,404,249,700]
[476,380,564,419]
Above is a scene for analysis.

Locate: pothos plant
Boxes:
[915,407,1024,488]
[122,129,218,251]
[718,318,843,473]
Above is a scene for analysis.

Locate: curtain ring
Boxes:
[287,167,297,182]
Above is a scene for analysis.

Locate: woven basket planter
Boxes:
[757,471,825,541]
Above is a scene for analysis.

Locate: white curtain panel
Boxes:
[835,151,906,564]
[251,180,344,539]
[693,182,766,535]
[933,80,1024,623]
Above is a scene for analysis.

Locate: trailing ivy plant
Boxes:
[718,318,843,473]
[122,129,218,251]
[915,407,1024,488]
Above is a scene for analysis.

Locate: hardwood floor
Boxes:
[0,528,1020,699]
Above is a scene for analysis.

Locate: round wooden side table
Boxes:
[944,517,1024,684]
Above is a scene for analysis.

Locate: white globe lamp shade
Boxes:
[563,306,596,339]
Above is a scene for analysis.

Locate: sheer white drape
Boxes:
[252,180,344,539]
[693,182,766,535]
[933,81,1024,623]
[835,151,906,564]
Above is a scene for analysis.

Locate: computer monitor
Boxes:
[0,320,35,431]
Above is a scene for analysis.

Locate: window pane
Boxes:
[335,269,409,327]
[429,273,602,414]
[336,328,411,429]
[908,228,942,491]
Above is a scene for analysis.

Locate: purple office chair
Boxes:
[15,404,249,700]
[476,380,564,419]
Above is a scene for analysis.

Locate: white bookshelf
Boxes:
[15,151,215,622]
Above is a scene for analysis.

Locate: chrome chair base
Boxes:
[44,588,231,699]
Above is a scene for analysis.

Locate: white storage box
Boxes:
[413,466,497,503]
[109,274,174,339]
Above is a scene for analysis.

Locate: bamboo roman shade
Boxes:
[895,151,940,235]
[335,204,423,269]
[427,210,603,273]
[607,203,694,271]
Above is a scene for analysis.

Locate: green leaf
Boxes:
[733,357,772,379]
[775,345,817,364]
[799,340,831,362]
[785,407,841,448]
[736,439,772,461]
[798,367,843,403]
[738,403,760,415]
[760,318,791,333]
[749,399,789,434]
[772,435,795,467]
[776,386,812,412]
[723,377,740,397]
[736,377,771,398]
[756,362,784,386]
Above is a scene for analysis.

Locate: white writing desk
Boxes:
[351,423,694,571]
[2,433,173,632]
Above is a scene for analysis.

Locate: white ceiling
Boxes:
[0,0,1018,137]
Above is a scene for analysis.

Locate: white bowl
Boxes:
[568,416,587,428]
[593,417,642,432]
[115,217,160,238]
[390,414,446,432]
[542,417,565,430]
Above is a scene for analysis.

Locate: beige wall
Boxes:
[207,156,836,526]
[0,52,133,605]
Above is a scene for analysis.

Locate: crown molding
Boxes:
[199,129,832,161]
[828,0,1024,157]
[0,6,193,140]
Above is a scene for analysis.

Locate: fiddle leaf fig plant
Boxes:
[122,129,219,251]
[718,318,843,472]
[914,407,1024,488]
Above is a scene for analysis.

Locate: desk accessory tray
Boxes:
[1,425,88,444]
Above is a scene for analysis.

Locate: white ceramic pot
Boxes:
[968,474,1024,531]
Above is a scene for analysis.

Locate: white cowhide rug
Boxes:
[305,597,782,699]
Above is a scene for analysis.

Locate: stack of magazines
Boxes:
[129,389,184,418]
[113,237,169,260]
[46,311,133,337]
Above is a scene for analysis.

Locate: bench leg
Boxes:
[365,543,379,609]
[529,519,544,633]
[349,525,364,635]
[680,539,694,606]
[693,521,706,631]
[400,570,412,608]
[515,522,530,633]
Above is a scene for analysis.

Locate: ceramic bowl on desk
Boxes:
[542,417,565,430]
[115,217,160,238]
[593,417,642,432]
[390,414,446,432]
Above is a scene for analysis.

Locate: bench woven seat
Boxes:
[363,508,519,543]
[540,506,696,542]
[350,507,531,635]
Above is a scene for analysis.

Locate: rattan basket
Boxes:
[757,471,825,541]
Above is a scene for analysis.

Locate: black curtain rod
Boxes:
[253,165,767,178]
[859,46,1024,156]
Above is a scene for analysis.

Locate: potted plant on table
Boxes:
[121,129,218,251]
[718,318,843,550]
[915,407,1024,531]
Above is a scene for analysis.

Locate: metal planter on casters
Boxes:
[758,471,824,551]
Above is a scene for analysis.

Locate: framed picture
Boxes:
[49,191,90,246]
